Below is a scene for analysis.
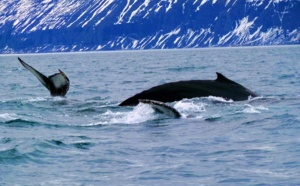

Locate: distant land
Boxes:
[0,0,299,53]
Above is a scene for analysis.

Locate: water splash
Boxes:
[0,113,18,123]
[242,104,269,114]
[87,103,160,126]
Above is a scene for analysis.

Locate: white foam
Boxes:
[27,97,47,102]
[207,96,234,103]
[0,113,18,122]
[53,96,68,102]
[174,101,206,112]
[122,104,157,124]
[248,96,265,101]
[88,103,158,126]
[87,96,269,126]
[242,104,269,114]
[170,99,207,118]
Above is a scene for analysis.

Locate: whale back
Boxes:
[119,72,259,106]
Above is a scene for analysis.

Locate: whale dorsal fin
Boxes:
[139,99,181,118]
[215,72,238,84]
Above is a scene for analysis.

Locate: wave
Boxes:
[0,148,28,163]
[41,139,94,150]
[5,118,41,126]
[241,104,269,114]
[0,113,72,128]
[0,141,59,164]
[72,141,94,150]
[83,96,271,126]
[0,146,49,164]
[0,113,18,122]
[1,95,275,127]
[0,136,95,165]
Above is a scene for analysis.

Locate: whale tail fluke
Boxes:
[139,99,181,118]
[18,57,52,91]
[18,57,70,96]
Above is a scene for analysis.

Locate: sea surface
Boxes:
[0,46,300,186]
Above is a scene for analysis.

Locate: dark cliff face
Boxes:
[0,0,299,53]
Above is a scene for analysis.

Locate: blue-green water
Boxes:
[1,46,300,185]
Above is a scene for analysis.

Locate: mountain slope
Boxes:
[0,0,299,53]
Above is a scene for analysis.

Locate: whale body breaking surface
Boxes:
[119,72,258,106]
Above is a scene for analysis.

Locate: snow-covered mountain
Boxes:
[0,0,299,53]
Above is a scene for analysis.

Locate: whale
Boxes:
[18,57,70,96]
[119,72,258,106]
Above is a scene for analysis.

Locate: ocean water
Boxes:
[0,46,299,186]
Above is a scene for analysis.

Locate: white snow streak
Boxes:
[156,28,181,48]
[0,0,298,50]
[225,0,231,6]
[117,0,137,24]
[218,16,257,45]
[128,0,150,23]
